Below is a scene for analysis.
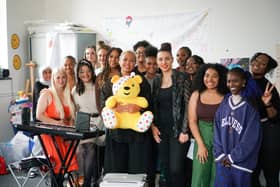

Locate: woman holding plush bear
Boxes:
[151,43,191,187]
[102,51,153,181]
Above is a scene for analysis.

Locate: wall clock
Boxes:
[11,33,20,49]
[13,54,22,70]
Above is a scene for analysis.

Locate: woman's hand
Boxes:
[221,157,232,167]
[151,124,161,143]
[262,82,275,106]
[178,133,189,144]
[196,143,208,164]
[115,103,141,113]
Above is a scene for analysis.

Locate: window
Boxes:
[0,0,8,69]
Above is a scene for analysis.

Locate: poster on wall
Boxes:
[220,58,250,71]
[101,9,209,66]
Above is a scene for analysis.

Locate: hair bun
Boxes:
[98,40,105,47]
[160,42,172,52]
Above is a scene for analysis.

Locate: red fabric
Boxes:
[0,156,8,175]
[42,93,78,174]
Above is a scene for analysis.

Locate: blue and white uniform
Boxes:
[214,94,262,187]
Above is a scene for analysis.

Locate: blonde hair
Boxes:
[50,67,75,120]
[120,50,136,62]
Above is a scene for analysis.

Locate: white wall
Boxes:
[0,0,43,141]
[2,0,280,140]
[41,0,280,62]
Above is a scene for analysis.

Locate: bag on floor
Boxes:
[0,155,8,175]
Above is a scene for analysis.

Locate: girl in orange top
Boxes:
[36,67,78,174]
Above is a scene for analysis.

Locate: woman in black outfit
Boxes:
[250,52,280,187]
[102,51,153,181]
[32,66,52,121]
[151,43,191,187]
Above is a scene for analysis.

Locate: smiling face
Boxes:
[98,48,108,67]
[157,51,173,73]
[64,58,75,75]
[85,47,97,63]
[145,56,158,75]
[203,68,219,90]
[115,75,142,98]
[53,69,67,90]
[78,65,92,83]
[186,57,200,75]
[176,48,189,66]
[227,71,246,95]
[109,49,121,69]
[42,68,52,81]
[250,54,269,77]
[119,51,136,76]
[135,46,146,65]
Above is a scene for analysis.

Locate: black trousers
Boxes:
[104,133,152,174]
[158,132,188,187]
[77,143,97,187]
[252,124,280,187]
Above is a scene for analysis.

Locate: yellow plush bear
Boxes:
[101,73,153,132]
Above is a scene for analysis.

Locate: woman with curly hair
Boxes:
[189,63,228,187]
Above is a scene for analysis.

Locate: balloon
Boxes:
[125,16,133,27]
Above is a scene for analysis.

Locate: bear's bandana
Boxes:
[112,72,136,95]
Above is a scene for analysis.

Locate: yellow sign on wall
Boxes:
[11,34,20,49]
[13,54,22,70]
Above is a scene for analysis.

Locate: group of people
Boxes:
[32,39,280,187]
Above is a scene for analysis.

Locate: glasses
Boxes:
[136,51,145,55]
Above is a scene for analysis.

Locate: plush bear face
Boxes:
[112,74,143,99]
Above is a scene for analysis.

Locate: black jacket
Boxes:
[152,69,191,138]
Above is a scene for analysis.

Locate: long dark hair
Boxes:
[98,47,122,87]
[75,59,96,95]
[192,63,229,95]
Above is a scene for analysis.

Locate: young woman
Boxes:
[96,47,122,113]
[186,55,205,81]
[63,55,76,90]
[84,45,98,70]
[103,51,153,178]
[144,45,158,91]
[188,63,228,187]
[214,67,262,187]
[95,41,110,75]
[72,59,100,187]
[151,43,191,187]
[33,66,52,121]
[36,67,78,179]
[133,40,151,75]
[250,52,280,187]
[176,46,192,72]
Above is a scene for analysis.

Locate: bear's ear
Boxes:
[134,75,142,84]
[111,75,120,83]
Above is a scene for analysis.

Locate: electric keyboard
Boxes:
[13,123,104,139]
